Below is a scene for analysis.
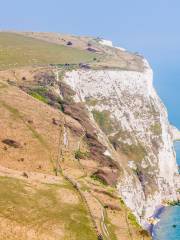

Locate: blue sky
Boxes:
[1,0,180,128]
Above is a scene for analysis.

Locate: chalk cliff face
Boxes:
[171,126,180,141]
[62,57,179,225]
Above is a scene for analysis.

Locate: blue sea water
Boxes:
[153,206,180,240]
[153,142,180,240]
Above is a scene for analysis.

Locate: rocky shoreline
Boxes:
[145,205,165,235]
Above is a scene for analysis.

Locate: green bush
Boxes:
[57,97,65,112]
[90,174,107,186]
[128,212,139,227]
[30,87,49,104]
[30,91,48,104]
[75,149,89,160]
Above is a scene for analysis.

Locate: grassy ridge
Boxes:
[0,32,96,69]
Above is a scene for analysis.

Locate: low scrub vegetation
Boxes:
[111,141,147,161]
[127,212,139,227]
[92,110,113,134]
[75,149,89,160]
[123,143,147,161]
[90,173,108,186]
[109,129,132,147]
[150,123,162,136]
[29,87,66,112]
[30,91,49,104]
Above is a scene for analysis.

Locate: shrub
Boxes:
[75,149,89,160]
[30,92,48,104]
[22,172,28,178]
[67,41,72,46]
[119,198,125,205]
[32,87,48,95]
[139,229,150,237]
[90,174,107,186]
[2,139,21,148]
[57,97,65,112]
[128,212,139,227]
[29,87,49,104]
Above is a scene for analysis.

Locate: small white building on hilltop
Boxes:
[99,38,126,51]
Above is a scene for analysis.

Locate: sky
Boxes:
[1,0,180,128]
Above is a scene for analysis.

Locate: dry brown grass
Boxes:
[0,69,151,240]
[0,78,82,174]
[0,176,97,240]
[12,32,144,71]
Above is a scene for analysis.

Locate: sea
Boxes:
[153,141,180,240]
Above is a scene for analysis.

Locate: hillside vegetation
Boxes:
[0,176,97,240]
[0,32,151,240]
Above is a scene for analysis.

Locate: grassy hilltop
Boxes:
[0,32,96,70]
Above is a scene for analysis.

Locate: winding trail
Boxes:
[56,117,111,239]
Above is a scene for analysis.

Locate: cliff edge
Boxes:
[0,31,179,239]
[63,50,179,225]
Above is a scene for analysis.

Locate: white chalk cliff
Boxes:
[60,44,179,227]
[171,125,180,141]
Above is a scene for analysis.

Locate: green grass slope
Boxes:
[0,32,96,70]
[0,176,97,240]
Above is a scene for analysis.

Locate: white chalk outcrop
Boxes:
[171,125,180,141]
[61,51,179,227]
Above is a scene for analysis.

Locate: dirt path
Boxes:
[55,120,111,239]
